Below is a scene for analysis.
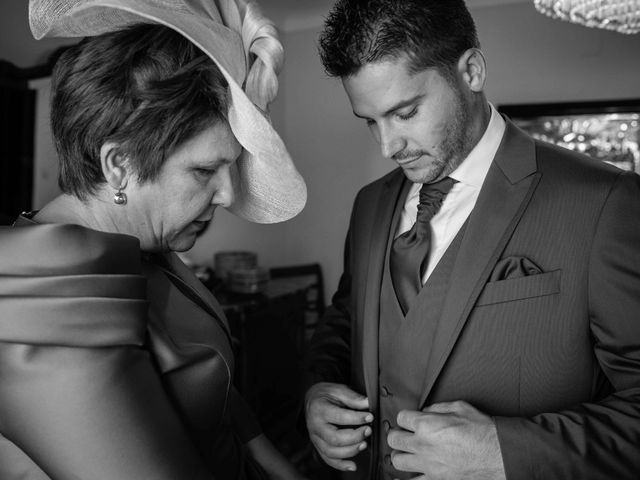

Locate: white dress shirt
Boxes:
[395,105,506,283]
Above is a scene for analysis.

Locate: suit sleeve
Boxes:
[303,195,362,392]
[0,340,214,480]
[495,171,640,480]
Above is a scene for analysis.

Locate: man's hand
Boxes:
[387,400,506,480]
[305,382,373,472]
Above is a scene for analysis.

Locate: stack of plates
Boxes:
[214,251,257,281]
[228,267,270,294]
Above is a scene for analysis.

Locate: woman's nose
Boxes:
[211,166,235,208]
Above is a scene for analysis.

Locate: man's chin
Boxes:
[402,167,440,184]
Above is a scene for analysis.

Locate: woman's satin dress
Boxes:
[0,220,264,480]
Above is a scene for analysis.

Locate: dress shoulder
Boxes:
[0,222,147,347]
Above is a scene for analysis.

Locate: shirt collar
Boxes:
[406,104,505,199]
[449,103,505,187]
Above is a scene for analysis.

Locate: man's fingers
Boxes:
[387,428,415,453]
[311,431,368,472]
[317,450,358,472]
[396,402,470,432]
[423,400,469,414]
[323,402,373,426]
[396,409,425,432]
[307,382,370,412]
[305,383,373,472]
[311,432,369,459]
[310,422,372,447]
[325,424,372,447]
[333,386,370,411]
[306,383,373,427]
[390,450,419,473]
[307,396,372,427]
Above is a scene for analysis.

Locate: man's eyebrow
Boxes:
[353,94,424,119]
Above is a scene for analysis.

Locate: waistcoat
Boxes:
[376,198,467,480]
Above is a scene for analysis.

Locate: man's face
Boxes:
[342,55,476,184]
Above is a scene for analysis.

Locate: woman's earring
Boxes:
[113,187,127,205]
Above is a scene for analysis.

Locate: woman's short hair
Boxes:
[51,23,229,199]
[318,0,480,80]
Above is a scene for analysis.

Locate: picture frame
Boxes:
[498,99,640,174]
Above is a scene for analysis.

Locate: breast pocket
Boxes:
[475,269,561,307]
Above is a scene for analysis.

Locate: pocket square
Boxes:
[489,256,542,282]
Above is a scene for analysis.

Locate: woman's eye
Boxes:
[195,168,216,178]
[397,107,418,121]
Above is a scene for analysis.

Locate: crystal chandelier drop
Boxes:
[534,0,640,34]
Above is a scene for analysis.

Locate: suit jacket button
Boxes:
[381,386,391,397]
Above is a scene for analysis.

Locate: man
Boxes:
[303,1,640,479]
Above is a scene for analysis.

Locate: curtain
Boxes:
[0,61,36,222]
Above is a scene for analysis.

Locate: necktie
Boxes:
[390,177,456,314]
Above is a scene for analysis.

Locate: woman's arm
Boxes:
[246,434,309,480]
[0,341,214,480]
[228,388,308,480]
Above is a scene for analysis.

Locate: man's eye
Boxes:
[397,107,418,120]
[365,119,375,127]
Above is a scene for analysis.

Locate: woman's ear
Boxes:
[457,48,487,93]
[100,141,129,190]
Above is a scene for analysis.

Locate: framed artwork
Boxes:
[499,99,640,174]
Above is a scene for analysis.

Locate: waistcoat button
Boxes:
[383,420,391,433]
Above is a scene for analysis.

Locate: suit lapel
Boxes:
[419,119,541,407]
[362,169,408,406]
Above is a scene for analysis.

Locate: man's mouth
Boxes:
[396,154,424,167]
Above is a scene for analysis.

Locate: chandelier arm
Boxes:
[534,0,640,34]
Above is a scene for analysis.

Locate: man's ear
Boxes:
[100,141,130,190]
[457,48,487,93]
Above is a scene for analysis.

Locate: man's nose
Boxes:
[378,124,405,159]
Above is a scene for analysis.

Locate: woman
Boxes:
[0,0,307,479]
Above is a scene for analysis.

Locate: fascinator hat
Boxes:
[28,0,307,224]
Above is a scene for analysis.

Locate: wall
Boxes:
[474,3,640,104]
[29,77,60,208]
[188,23,393,292]
[0,1,75,67]
[3,2,640,302]
[202,2,640,301]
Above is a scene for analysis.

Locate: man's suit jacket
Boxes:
[307,119,640,479]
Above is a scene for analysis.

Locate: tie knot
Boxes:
[417,177,456,222]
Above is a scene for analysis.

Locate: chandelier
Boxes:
[534,0,640,34]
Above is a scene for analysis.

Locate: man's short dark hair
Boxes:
[51,23,229,199]
[319,0,480,79]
